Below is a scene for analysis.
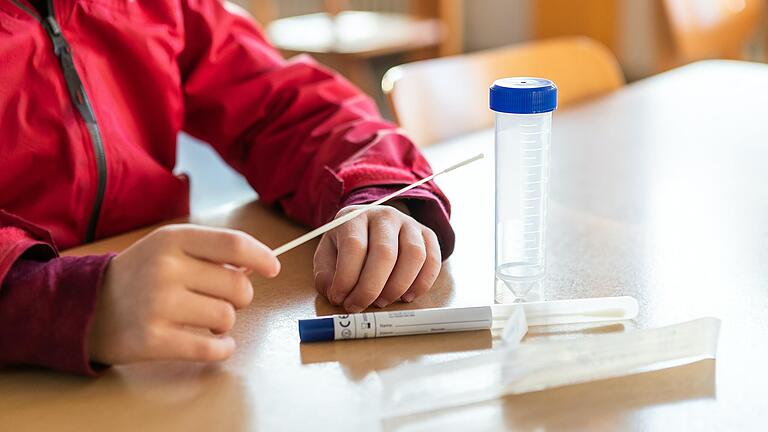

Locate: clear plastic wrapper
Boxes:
[500,303,527,345]
[379,318,720,418]
[492,296,639,328]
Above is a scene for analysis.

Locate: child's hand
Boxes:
[88,225,280,365]
[313,204,442,313]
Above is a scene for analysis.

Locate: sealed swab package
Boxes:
[378,318,720,418]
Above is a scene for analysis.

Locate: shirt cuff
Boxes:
[341,186,456,260]
[0,254,115,376]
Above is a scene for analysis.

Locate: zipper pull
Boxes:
[43,16,69,55]
[45,16,60,35]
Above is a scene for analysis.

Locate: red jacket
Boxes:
[0,0,453,374]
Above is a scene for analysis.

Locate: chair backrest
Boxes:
[661,0,765,62]
[382,37,624,147]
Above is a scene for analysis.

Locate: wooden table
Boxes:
[3,60,768,431]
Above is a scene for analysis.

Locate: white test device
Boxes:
[298,296,639,342]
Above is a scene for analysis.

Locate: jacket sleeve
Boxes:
[0,210,112,375]
[177,0,455,258]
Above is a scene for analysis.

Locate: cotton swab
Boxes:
[272,153,484,256]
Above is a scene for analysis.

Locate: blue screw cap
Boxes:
[490,77,558,114]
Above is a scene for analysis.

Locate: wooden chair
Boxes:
[532,0,620,57]
[250,0,463,96]
[661,0,765,63]
[382,37,625,147]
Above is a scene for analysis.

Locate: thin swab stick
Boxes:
[272,153,484,256]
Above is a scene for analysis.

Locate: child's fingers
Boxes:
[170,225,280,277]
[373,223,426,308]
[314,270,334,300]
[184,259,254,309]
[170,292,237,334]
[150,326,236,362]
[401,228,442,303]
[342,220,399,313]
[327,217,368,305]
[313,236,337,298]
[313,235,337,298]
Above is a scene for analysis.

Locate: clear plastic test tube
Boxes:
[490,78,557,301]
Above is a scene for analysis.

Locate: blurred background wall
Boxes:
[463,0,661,80]
[180,0,767,212]
[240,0,766,85]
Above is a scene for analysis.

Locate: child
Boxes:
[0,0,454,375]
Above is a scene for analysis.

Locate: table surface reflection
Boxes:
[2,60,767,431]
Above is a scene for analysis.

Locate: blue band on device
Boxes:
[298,317,334,342]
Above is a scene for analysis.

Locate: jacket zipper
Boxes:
[11,0,107,243]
